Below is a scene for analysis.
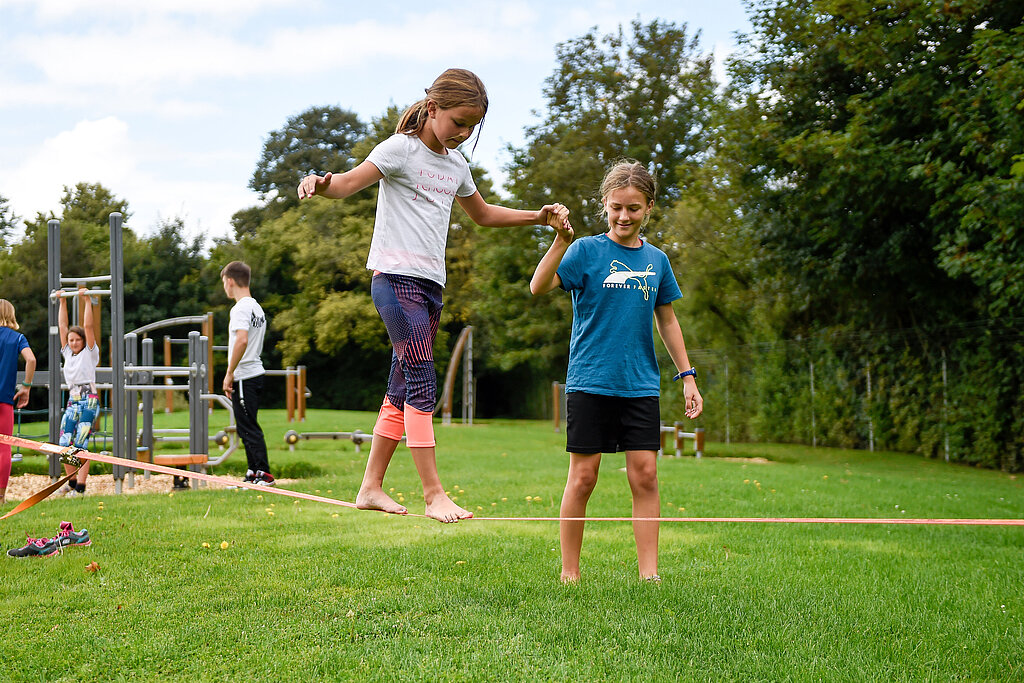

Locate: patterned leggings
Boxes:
[370,273,443,413]
[59,393,99,449]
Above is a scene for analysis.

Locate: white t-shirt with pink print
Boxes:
[365,133,477,287]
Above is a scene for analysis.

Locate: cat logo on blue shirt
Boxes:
[602,260,656,301]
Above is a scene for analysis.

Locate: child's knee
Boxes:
[627,463,659,494]
[568,468,600,494]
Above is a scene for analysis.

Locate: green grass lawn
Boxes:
[2,409,1023,681]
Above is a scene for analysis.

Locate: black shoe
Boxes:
[172,475,190,489]
[54,521,91,547]
[7,535,60,558]
[243,469,256,484]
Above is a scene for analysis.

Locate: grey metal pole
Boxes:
[110,213,127,493]
[188,332,200,456]
[198,335,209,484]
[186,332,209,483]
[124,332,138,489]
[47,220,62,480]
[141,338,154,479]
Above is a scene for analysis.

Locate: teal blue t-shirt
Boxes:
[557,234,683,397]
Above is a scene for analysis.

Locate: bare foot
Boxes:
[560,572,580,584]
[423,493,472,524]
[355,487,408,515]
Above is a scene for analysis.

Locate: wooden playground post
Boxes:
[163,335,173,413]
[286,367,296,422]
[298,366,307,421]
[553,381,561,433]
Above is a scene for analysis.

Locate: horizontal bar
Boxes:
[51,289,111,299]
[122,366,193,376]
[60,275,111,284]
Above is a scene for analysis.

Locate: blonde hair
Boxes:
[396,68,489,150]
[600,160,658,205]
[0,299,19,330]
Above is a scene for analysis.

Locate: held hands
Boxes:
[297,172,332,200]
[541,204,573,244]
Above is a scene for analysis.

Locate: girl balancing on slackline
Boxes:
[298,68,571,523]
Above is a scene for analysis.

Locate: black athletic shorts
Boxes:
[565,392,661,454]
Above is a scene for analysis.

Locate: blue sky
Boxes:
[0,0,751,243]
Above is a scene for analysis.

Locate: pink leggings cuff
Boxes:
[404,405,435,448]
[372,397,405,441]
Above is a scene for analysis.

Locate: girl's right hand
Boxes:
[298,172,332,200]
[553,218,574,245]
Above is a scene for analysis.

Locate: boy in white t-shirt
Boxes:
[221,261,273,486]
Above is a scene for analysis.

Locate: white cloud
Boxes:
[1,117,134,217]
[2,14,548,112]
[3,0,297,21]
[0,116,253,241]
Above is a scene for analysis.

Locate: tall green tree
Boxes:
[234,106,366,236]
[726,0,1023,332]
[0,193,19,248]
[123,217,210,332]
[472,19,719,398]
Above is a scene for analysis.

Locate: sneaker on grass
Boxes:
[254,470,276,487]
[54,521,91,548]
[7,536,60,558]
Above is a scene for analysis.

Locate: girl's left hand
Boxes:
[684,383,703,419]
[540,203,570,229]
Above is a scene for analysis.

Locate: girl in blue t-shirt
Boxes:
[298,68,569,523]
[0,299,36,505]
[531,160,703,584]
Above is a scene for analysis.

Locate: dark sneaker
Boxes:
[243,469,256,484]
[7,535,60,558]
[253,470,276,487]
[54,521,91,548]
[172,475,190,489]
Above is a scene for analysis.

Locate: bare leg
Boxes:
[410,446,471,523]
[355,435,407,514]
[0,489,5,505]
[76,460,91,486]
[560,453,601,583]
[625,450,660,579]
